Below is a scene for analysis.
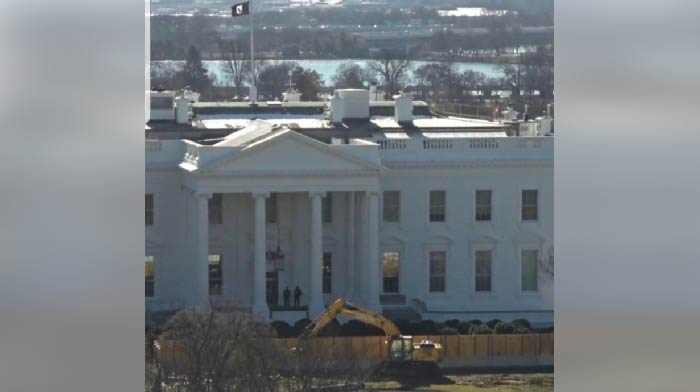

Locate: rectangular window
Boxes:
[323,253,332,294]
[322,193,333,223]
[522,190,538,221]
[429,190,446,222]
[521,250,539,291]
[266,193,277,224]
[209,254,222,295]
[209,193,223,225]
[382,252,400,293]
[145,256,154,297]
[383,191,400,223]
[145,194,154,226]
[429,251,446,292]
[475,190,492,221]
[475,250,492,292]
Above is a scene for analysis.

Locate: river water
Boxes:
[151,59,504,87]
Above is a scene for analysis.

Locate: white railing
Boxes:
[423,139,453,150]
[375,136,553,163]
[378,139,407,150]
[469,138,500,149]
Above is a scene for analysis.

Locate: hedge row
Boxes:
[270,318,536,338]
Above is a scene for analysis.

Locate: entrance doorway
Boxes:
[266,271,279,306]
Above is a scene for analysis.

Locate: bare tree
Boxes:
[367,50,412,99]
[217,39,250,99]
[157,303,281,392]
[332,62,374,89]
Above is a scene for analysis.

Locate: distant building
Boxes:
[145,88,553,327]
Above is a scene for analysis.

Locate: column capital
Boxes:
[252,191,270,200]
[308,191,327,199]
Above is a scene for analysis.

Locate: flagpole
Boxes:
[249,0,256,104]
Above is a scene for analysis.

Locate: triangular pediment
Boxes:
[203,129,381,175]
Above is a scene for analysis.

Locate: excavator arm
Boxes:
[301,298,401,338]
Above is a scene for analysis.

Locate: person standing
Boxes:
[293,285,302,307]
[283,286,291,308]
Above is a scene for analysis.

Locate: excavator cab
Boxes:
[388,336,414,362]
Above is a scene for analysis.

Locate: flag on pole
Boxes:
[231,1,250,17]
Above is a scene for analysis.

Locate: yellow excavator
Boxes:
[300,298,443,374]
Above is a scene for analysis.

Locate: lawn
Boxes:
[364,373,553,392]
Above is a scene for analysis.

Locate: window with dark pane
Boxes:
[429,251,446,292]
[475,250,492,292]
[383,191,400,222]
[429,190,446,222]
[382,252,400,293]
[522,190,538,221]
[475,190,492,221]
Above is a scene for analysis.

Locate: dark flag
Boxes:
[231,1,250,17]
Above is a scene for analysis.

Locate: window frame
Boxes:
[521,189,539,221]
[382,251,400,293]
[382,190,401,223]
[475,190,492,222]
[428,190,446,223]
[474,249,493,292]
[520,249,540,293]
[428,250,447,293]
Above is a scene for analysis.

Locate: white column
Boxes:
[308,191,325,317]
[195,193,211,307]
[366,191,381,311]
[345,191,355,299]
[252,192,269,320]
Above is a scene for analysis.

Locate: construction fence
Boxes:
[158,334,553,363]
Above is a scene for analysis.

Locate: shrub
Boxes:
[513,326,532,334]
[443,319,460,329]
[493,322,515,334]
[512,318,532,330]
[293,318,313,336]
[469,323,492,335]
[271,321,295,338]
[468,319,482,325]
[486,318,502,329]
[438,326,459,335]
[414,320,439,335]
[456,321,472,334]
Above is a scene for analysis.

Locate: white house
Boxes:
[145,89,553,327]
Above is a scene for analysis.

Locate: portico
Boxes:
[179,126,383,319]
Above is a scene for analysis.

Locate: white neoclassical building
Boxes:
[146,89,553,326]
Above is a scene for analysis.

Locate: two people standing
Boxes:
[283,285,303,308]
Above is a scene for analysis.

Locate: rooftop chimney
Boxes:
[394,93,413,124]
[329,91,344,124]
[175,89,192,125]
